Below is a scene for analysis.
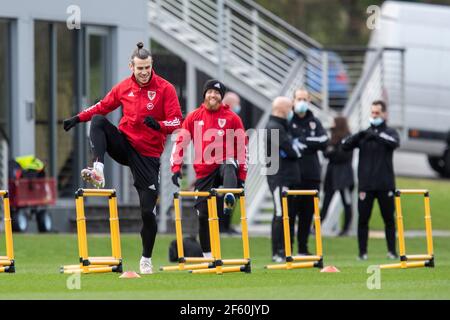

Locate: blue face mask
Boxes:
[369,117,384,126]
[294,101,308,114]
[233,105,241,114]
[287,110,294,122]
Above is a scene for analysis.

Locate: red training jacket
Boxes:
[171,103,248,181]
[77,71,182,158]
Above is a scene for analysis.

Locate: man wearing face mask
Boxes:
[223,91,242,115]
[265,97,302,262]
[289,88,329,255]
[342,100,400,261]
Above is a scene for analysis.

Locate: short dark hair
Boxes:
[372,100,387,112]
[130,42,151,64]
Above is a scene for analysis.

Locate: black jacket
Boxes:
[289,110,328,182]
[342,122,400,191]
[265,115,302,188]
[323,142,354,191]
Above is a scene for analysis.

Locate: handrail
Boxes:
[342,49,384,118]
[233,0,322,49]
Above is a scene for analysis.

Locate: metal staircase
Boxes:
[148,1,407,236]
[148,0,339,233]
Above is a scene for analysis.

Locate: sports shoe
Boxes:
[298,251,313,256]
[139,257,153,275]
[81,167,105,188]
[272,255,284,263]
[223,193,236,215]
[358,253,368,261]
[387,251,399,260]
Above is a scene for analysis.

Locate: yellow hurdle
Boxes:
[0,190,15,273]
[190,188,251,275]
[265,190,324,271]
[380,189,434,270]
[160,191,216,272]
[61,188,122,274]
[161,188,251,275]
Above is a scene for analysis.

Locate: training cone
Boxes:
[119,271,141,278]
[320,266,340,273]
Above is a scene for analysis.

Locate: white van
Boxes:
[368,1,450,176]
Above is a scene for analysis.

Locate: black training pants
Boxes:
[268,184,289,257]
[288,180,320,254]
[194,162,238,252]
[321,186,354,233]
[357,190,396,255]
[89,115,159,258]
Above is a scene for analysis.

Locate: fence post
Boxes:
[182,0,190,25]
[321,50,329,112]
[251,9,259,72]
[217,0,224,79]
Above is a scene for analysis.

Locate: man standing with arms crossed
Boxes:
[342,100,399,260]
[170,80,248,258]
[266,97,302,262]
[63,42,183,274]
[289,88,328,255]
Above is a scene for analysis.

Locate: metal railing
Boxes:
[342,48,405,133]
[148,1,406,229]
[149,0,325,100]
[149,0,333,226]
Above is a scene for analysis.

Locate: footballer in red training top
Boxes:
[170,79,248,257]
[63,42,182,274]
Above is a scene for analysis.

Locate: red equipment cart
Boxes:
[8,177,57,232]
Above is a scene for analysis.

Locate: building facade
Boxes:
[0,0,149,230]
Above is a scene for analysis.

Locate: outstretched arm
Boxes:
[77,85,121,122]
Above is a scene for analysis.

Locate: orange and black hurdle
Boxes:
[61,188,122,274]
[265,190,323,270]
[380,189,434,270]
[160,188,251,274]
[0,190,15,273]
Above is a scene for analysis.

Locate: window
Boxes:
[35,22,112,198]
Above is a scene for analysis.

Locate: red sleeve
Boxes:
[234,116,248,181]
[158,84,182,134]
[77,85,121,122]
[170,114,192,174]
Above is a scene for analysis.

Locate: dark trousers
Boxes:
[194,162,238,252]
[269,184,289,257]
[321,186,354,233]
[90,115,158,258]
[288,180,321,254]
[358,190,397,255]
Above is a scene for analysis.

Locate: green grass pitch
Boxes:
[1,234,449,300]
[1,176,449,300]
